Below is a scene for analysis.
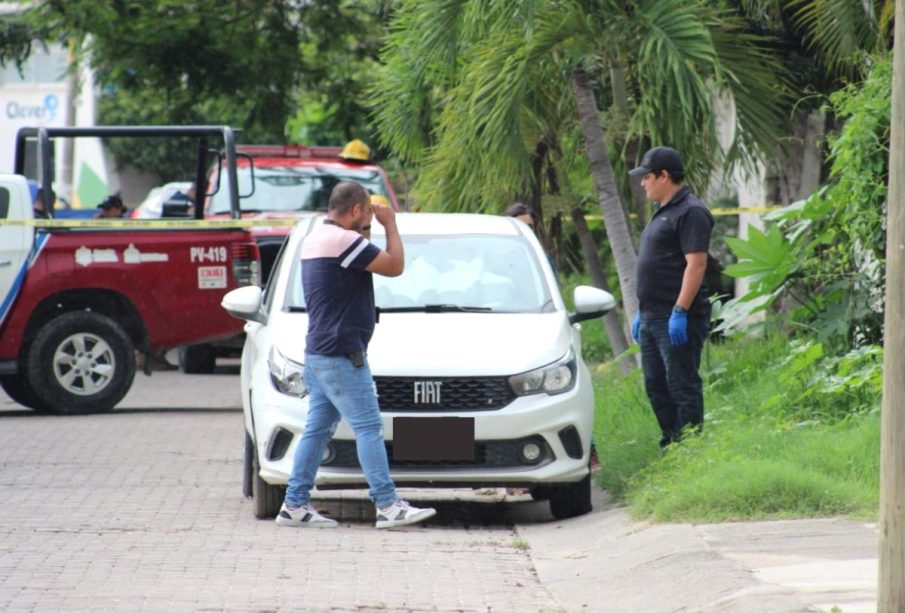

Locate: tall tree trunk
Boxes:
[571,207,633,374]
[570,66,639,323]
[879,0,905,608]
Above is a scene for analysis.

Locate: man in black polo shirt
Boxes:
[629,147,714,448]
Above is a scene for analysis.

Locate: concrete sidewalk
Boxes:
[517,487,878,612]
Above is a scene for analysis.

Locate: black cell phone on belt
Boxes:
[348,351,365,368]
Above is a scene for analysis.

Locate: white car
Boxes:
[130,181,193,218]
[222,213,616,520]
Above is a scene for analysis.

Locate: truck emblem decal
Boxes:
[123,244,168,264]
[413,381,443,404]
[75,246,118,266]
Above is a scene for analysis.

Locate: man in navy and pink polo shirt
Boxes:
[277,181,436,530]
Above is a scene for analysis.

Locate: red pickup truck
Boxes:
[0,126,260,414]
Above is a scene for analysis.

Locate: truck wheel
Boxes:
[179,344,216,374]
[0,374,49,412]
[26,311,136,415]
[251,436,285,519]
[548,473,592,520]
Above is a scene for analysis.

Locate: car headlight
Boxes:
[268,346,308,398]
[508,352,576,396]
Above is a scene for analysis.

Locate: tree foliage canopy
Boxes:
[371,0,793,214]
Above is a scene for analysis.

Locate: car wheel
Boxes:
[548,473,592,520]
[178,344,217,374]
[0,374,50,412]
[250,435,285,519]
[26,312,135,414]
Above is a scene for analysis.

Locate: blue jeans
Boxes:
[284,353,397,509]
[638,317,709,447]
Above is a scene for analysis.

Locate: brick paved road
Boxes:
[0,366,563,612]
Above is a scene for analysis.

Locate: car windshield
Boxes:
[208,165,390,214]
[285,234,553,313]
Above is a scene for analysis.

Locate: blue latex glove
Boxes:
[631,313,640,343]
[668,308,688,347]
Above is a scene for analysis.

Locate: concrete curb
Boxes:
[517,487,878,612]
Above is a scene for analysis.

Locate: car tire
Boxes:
[548,473,592,520]
[26,311,135,415]
[0,374,50,412]
[179,344,217,374]
[251,435,285,519]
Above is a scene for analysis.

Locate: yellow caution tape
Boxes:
[584,205,783,221]
[0,204,785,230]
[709,205,782,216]
[0,218,303,229]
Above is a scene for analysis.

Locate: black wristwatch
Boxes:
[672,305,688,314]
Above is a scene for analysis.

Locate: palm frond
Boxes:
[787,0,887,78]
[708,12,795,171]
[626,1,721,179]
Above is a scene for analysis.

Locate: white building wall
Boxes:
[0,39,110,208]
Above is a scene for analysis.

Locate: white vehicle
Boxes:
[222,213,616,520]
[130,181,193,219]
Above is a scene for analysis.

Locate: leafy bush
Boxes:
[718,56,890,349]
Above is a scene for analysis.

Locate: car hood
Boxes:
[271,311,574,376]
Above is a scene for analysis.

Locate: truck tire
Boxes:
[548,473,592,520]
[0,374,49,412]
[26,311,136,415]
[251,436,285,519]
[179,344,216,374]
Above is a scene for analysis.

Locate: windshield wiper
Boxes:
[380,304,493,313]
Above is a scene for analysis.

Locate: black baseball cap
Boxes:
[97,195,124,209]
[628,146,684,177]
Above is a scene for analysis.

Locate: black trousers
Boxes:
[638,316,709,447]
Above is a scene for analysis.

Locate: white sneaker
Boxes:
[375,499,436,529]
[275,502,338,528]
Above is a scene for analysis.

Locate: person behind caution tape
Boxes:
[95,195,127,219]
[339,139,371,163]
[277,181,436,530]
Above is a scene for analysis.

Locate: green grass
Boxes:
[590,332,880,523]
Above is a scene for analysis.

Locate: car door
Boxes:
[0,178,34,324]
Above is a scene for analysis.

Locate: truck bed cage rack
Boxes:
[14,125,243,220]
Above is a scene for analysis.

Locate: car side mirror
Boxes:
[222,285,266,324]
[569,286,617,324]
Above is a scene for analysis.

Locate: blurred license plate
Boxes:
[393,417,475,461]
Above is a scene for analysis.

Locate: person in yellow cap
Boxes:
[339,139,371,163]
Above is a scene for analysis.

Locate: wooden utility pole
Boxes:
[879,1,905,609]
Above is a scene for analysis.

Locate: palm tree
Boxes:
[371,0,791,338]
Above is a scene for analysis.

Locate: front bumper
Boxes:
[247,364,595,489]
